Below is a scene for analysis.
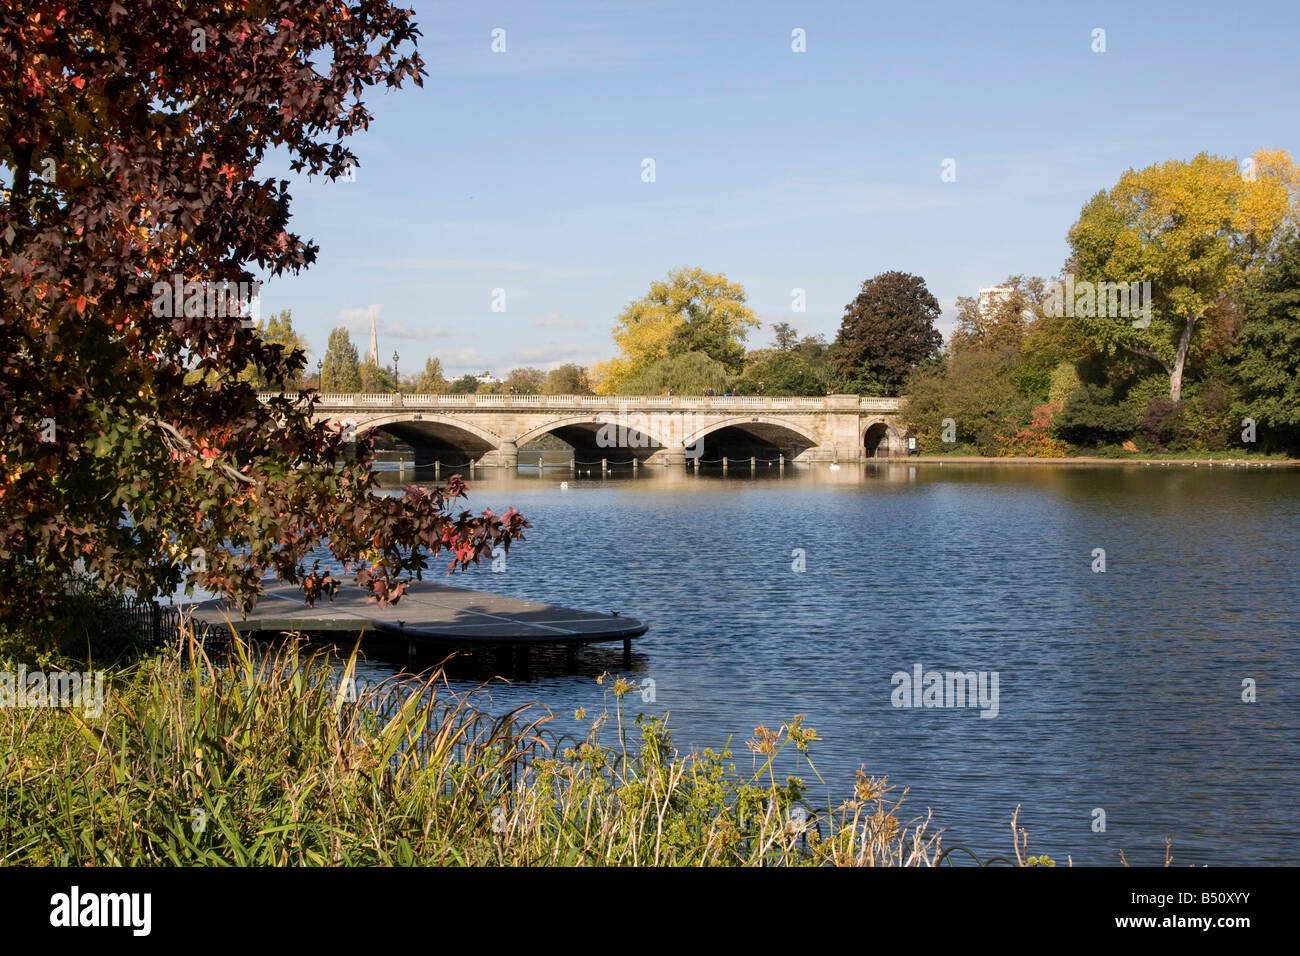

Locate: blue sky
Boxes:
[261,0,1299,378]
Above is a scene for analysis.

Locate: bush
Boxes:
[995,403,1068,457]
[1138,398,1190,451]
[1051,385,1137,446]
[1182,382,1236,451]
[0,582,146,667]
[903,349,1027,455]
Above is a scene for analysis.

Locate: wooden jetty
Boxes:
[185,579,648,664]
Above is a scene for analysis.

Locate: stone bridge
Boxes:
[258,392,908,466]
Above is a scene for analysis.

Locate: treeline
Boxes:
[588,266,939,397]
[246,317,594,395]
[589,150,1300,456]
[260,151,1298,454]
[905,151,1300,457]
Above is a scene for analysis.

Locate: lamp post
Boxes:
[317,358,323,390]
[392,350,400,386]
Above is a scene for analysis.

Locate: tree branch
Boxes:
[141,416,257,486]
[1122,345,1171,374]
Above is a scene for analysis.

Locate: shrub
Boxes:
[1182,383,1235,451]
[1138,398,1190,451]
[1052,385,1137,446]
[996,403,1068,457]
[0,581,146,667]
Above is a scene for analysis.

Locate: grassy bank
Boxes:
[2,636,988,866]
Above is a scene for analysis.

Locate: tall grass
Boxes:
[1,636,954,866]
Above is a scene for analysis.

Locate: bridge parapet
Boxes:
[260,391,902,413]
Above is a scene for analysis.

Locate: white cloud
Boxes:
[508,342,599,365]
[334,305,449,340]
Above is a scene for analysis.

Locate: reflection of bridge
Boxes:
[258,392,908,466]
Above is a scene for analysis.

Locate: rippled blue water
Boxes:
[333,461,1299,865]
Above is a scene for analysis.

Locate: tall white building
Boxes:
[977,286,1017,319]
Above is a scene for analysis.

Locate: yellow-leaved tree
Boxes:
[594,267,758,393]
[1066,149,1299,403]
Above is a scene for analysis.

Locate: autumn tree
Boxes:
[320,328,362,392]
[542,363,591,395]
[411,357,447,393]
[0,2,525,626]
[595,267,758,393]
[949,277,1045,357]
[1066,150,1299,403]
[503,367,544,394]
[833,271,942,396]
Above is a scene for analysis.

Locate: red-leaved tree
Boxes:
[0,0,526,625]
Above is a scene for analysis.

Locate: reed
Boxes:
[1,634,953,866]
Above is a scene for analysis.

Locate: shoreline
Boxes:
[898,455,1300,467]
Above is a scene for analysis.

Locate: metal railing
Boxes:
[127,598,231,656]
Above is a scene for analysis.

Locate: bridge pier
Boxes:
[497,441,518,468]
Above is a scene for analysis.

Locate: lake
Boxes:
[349,460,1299,865]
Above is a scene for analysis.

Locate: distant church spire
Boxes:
[367,305,378,364]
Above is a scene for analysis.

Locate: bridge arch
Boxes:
[862,417,903,458]
[684,416,821,459]
[514,413,683,463]
[350,412,504,464]
[512,414,675,450]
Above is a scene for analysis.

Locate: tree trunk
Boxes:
[1169,313,1198,404]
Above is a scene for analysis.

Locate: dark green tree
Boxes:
[1234,232,1300,451]
[834,271,942,395]
[321,328,362,392]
